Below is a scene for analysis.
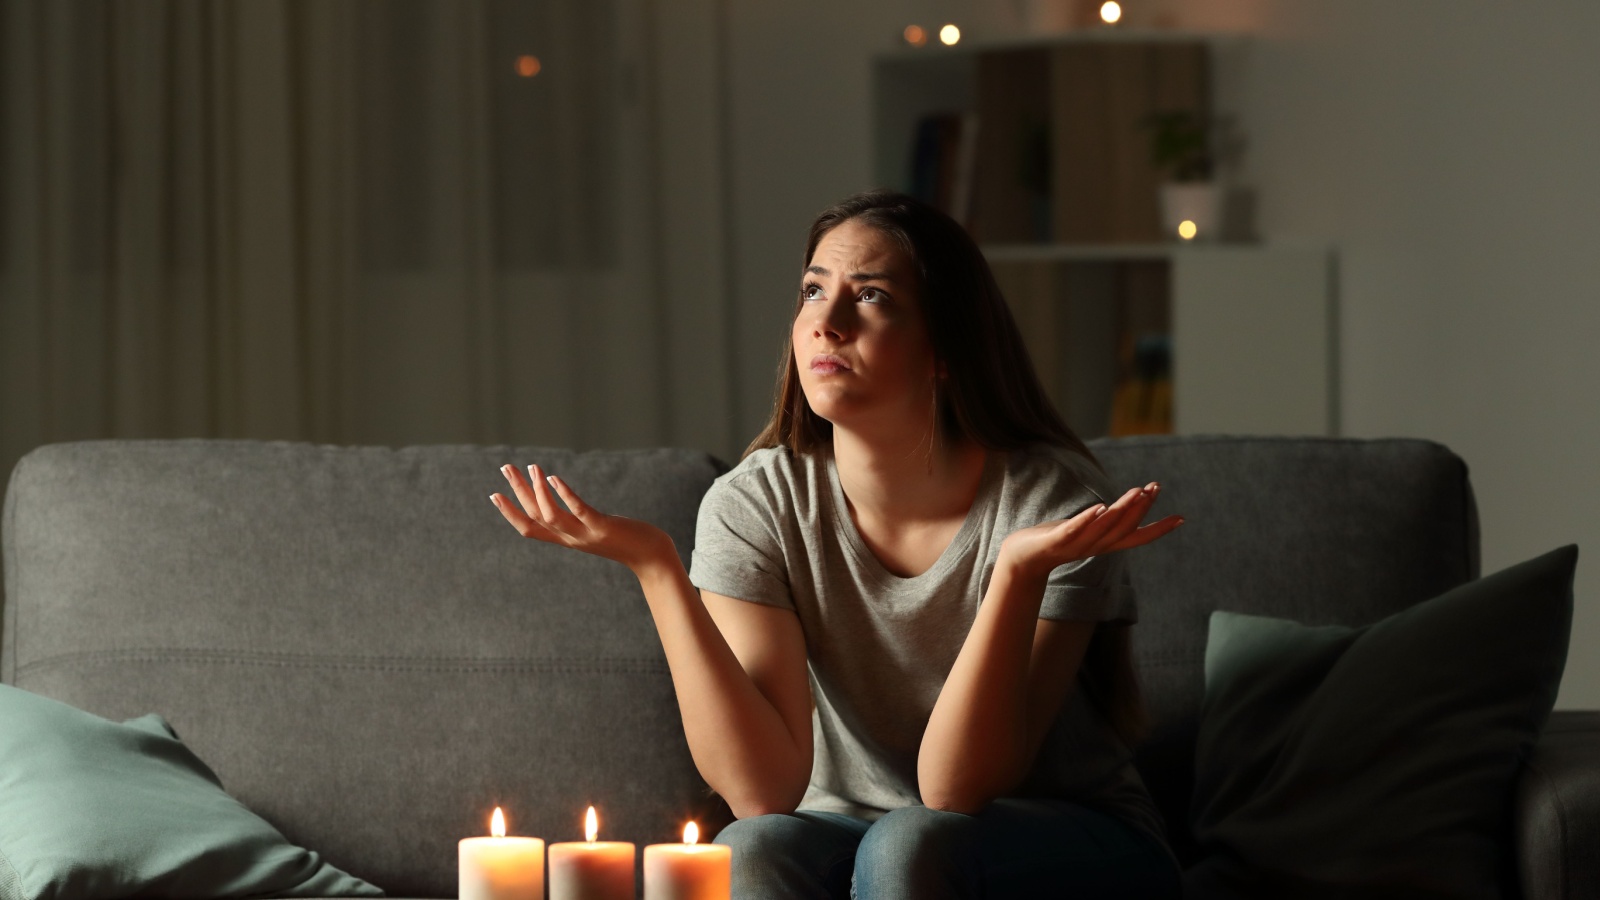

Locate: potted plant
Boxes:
[1146,110,1221,241]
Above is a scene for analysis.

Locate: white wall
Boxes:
[1171,0,1600,708]
[716,0,1600,707]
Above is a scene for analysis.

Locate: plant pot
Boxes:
[1159,182,1222,242]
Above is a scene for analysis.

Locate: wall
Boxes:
[1167,0,1600,709]
[716,0,1600,707]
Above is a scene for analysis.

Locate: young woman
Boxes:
[490,190,1183,898]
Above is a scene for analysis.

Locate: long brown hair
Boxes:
[746,189,1147,745]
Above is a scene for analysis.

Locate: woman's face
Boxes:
[792,219,937,435]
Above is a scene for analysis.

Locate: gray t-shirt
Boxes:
[688,443,1168,848]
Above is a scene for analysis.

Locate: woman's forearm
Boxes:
[917,562,1046,812]
[632,546,811,817]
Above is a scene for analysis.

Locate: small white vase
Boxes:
[1159,182,1222,242]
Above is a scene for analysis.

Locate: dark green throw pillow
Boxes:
[1187,545,1577,900]
[0,685,383,900]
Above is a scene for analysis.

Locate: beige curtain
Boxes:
[1,0,725,487]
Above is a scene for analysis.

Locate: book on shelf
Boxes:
[1108,332,1173,437]
[909,111,980,227]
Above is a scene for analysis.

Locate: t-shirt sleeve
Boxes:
[687,473,796,611]
[1040,549,1137,624]
[1027,453,1139,624]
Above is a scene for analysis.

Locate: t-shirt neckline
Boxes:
[823,448,1003,587]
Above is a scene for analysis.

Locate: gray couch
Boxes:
[2,436,1595,899]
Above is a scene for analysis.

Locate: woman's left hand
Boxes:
[997,482,1183,583]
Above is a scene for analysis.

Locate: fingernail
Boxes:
[489,493,500,505]
[501,464,512,476]
[546,475,558,487]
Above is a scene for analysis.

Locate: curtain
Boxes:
[0,0,708,488]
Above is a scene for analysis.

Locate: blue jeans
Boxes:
[713,799,1182,899]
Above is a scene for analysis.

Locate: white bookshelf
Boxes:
[872,32,1338,439]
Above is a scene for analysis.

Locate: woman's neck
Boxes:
[831,427,988,526]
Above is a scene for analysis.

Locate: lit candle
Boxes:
[548,806,636,900]
[643,822,731,900]
[459,807,544,900]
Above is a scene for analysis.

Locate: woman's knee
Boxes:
[716,813,864,898]
[854,806,980,896]
[860,806,974,857]
[715,813,800,854]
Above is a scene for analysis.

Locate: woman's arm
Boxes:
[638,564,814,818]
[492,465,812,818]
[917,482,1180,813]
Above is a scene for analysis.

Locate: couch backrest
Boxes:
[1090,435,1480,862]
[3,436,1482,885]
[2,440,729,898]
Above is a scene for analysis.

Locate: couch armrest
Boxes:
[1516,711,1600,900]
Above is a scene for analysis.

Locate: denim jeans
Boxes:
[713,798,1182,899]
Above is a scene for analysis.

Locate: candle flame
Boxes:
[491,807,506,838]
[585,806,598,842]
[683,821,699,845]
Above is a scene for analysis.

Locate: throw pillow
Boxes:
[0,684,384,900]
[1186,545,1577,900]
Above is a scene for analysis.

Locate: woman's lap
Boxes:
[715,799,1180,899]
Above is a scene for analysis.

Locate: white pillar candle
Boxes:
[643,822,731,900]
[459,808,544,900]
[548,806,636,900]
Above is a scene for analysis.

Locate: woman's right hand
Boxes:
[490,464,674,572]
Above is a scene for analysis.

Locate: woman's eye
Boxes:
[858,288,885,304]
[801,284,823,301]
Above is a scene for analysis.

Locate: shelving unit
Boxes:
[873,31,1338,439]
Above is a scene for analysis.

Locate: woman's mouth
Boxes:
[809,354,851,374]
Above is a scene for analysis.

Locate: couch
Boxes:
[2,436,1594,899]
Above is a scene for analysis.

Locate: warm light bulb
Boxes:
[902,24,927,47]
[491,807,507,838]
[515,55,541,77]
[683,822,700,845]
[584,806,599,842]
[1100,2,1123,24]
[1178,220,1198,240]
[938,24,960,46]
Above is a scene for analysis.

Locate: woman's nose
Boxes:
[810,299,853,342]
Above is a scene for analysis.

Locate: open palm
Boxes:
[490,463,670,570]
[1000,482,1182,581]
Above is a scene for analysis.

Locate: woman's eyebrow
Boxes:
[804,264,895,283]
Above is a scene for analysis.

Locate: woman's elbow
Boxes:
[720,773,809,820]
[919,759,1026,814]
[918,785,993,816]
[730,799,801,819]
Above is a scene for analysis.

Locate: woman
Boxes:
[490,190,1183,898]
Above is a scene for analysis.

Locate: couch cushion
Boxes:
[1,440,729,898]
[1185,545,1575,899]
[1089,435,1480,861]
[0,683,381,900]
